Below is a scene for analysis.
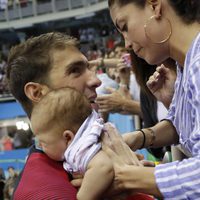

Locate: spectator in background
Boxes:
[0,168,5,200]
[96,43,141,134]
[1,135,13,151]
[0,53,9,96]
[4,166,18,200]
[13,130,33,149]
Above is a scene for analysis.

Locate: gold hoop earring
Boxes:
[144,15,172,44]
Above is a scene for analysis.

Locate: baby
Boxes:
[30,87,113,200]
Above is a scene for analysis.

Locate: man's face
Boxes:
[47,46,101,104]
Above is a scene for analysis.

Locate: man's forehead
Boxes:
[51,47,87,66]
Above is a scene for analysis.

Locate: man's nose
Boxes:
[88,70,102,89]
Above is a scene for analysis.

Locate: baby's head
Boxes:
[31,87,92,161]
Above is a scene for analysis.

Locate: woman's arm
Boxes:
[123,120,179,151]
[102,123,163,198]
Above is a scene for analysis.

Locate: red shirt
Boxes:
[13,146,77,200]
[126,193,154,200]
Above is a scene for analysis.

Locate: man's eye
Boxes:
[71,67,81,74]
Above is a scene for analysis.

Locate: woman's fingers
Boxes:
[102,143,124,165]
[140,160,155,167]
[135,152,144,160]
[102,123,141,166]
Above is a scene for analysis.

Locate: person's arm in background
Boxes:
[95,56,142,117]
[96,87,142,117]
[89,58,120,69]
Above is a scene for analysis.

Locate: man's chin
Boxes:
[91,102,99,111]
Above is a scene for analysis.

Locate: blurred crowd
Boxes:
[0,129,33,151]
[0,166,18,200]
[0,53,10,98]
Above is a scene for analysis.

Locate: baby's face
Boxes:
[37,131,67,161]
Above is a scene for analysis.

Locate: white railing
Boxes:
[0,0,108,29]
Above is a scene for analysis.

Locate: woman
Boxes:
[102,0,200,199]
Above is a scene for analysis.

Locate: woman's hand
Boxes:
[102,124,160,198]
[146,64,176,108]
[102,123,142,166]
[101,123,143,195]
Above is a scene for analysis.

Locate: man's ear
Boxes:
[148,0,162,18]
[24,82,50,103]
[63,130,75,147]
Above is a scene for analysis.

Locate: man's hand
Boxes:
[71,173,83,188]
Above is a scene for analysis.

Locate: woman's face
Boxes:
[110,3,169,65]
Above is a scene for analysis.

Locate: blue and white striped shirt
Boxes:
[155,32,200,200]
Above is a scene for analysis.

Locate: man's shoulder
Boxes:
[13,147,77,200]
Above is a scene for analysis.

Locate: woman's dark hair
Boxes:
[108,0,200,23]
[129,50,156,98]
[108,0,145,8]
[168,0,200,23]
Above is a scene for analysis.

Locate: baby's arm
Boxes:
[77,150,113,200]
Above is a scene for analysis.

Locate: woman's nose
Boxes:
[125,38,132,49]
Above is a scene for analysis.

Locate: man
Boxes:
[6,32,101,200]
